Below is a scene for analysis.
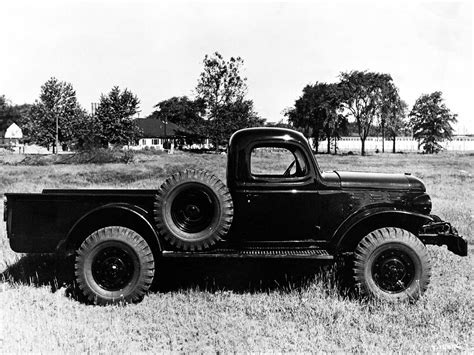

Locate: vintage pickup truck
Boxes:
[4,127,468,305]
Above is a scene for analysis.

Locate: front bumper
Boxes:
[419,216,468,256]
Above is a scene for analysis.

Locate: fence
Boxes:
[310,136,474,153]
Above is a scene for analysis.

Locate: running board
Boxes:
[162,246,333,260]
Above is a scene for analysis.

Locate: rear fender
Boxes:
[60,203,161,256]
[331,209,433,253]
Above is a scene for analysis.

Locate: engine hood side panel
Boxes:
[335,171,425,191]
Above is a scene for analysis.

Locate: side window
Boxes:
[250,146,308,177]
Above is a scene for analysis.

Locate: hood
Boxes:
[322,171,425,191]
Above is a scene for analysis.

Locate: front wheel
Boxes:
[353,227,431,302]
[75,226,155,305]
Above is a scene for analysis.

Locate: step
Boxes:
[162,246,333,260]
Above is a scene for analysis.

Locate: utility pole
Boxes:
[164,119,167,149]
[55,114,59,155]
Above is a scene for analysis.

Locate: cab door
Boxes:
[230,143,320,241]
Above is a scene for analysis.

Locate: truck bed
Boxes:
[5,189,158,253]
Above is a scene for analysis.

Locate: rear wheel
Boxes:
[353,227,431,302]
[154,169,233,251]
[75,226,155,305]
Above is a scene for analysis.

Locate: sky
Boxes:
[1,0,473,133]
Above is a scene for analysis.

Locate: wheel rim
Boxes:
[92,246,135,291]
[372,249,415,293]
[170,186,217,234]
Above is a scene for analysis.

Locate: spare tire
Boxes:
[154,169,233,251]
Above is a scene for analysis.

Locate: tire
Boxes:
[154,169,233,251]
[353,227,431,302]
[75,226,155,305]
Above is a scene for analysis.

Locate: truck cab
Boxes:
[227,128,322,241]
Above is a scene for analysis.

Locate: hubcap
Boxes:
[185,204,201,220]
[92,246,135,291]
[372,250,415,293]
[171,186,216,234]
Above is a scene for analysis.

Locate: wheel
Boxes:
[75,226,155,305]
[154,169,233,251]
[353,227,431,302]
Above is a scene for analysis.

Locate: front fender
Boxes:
[331,208,433,253]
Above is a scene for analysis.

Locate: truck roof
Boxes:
[229,127,308,150]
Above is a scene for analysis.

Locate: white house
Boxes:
[3,123,23,145]
[128,118,200,151]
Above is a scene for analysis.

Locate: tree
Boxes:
[152,96,206,135]
[324,111,348,154]
[285,85,324,153]
[209,100,265,146]
[378,85,410,153]
[409,91,457,154]
[379,84,401,152]
[10,103,33,130]
[386,99,408,153]
[320,84,347,154]
[95,86,141,147]
[69,113,101,150]
[0,96,17,133]
[196,52,247,113]
[339,71,395,155]
[286,82,346,154]
[196,52,262,147]
[25,77,85,153]
[0,95,9,131]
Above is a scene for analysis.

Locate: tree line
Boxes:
[0,82,141,153]
[284,71,457,155]
[0,52,264,153]
[0,53,457,154]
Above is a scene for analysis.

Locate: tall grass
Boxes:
[0,150,472,352]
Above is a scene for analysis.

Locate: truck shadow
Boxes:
[152,258,347,294]
[1,254,354,300]
[1,254,74,292]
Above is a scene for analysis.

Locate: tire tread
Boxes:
[353,227,431,302]
[75,226,155,305]
[154,169,233,251]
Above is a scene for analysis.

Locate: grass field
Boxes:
[0,151,473,352]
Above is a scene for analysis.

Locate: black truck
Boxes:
[3,128,468,304]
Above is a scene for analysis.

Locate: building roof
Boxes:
[135,118,188,138]
[5,123,22,139]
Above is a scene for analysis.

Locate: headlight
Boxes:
[413,193,432,214]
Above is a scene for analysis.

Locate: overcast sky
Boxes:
[1,0,472,133]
